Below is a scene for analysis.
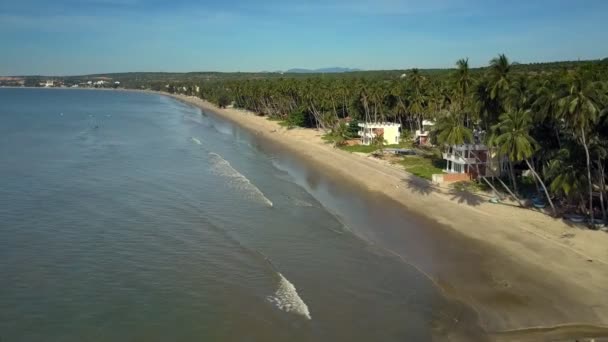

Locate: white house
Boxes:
[357,122,401,146]
[415,120,434,146]
[442,144,507,178]
[44,80,54,87]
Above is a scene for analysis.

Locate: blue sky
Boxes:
[1,0,607,75]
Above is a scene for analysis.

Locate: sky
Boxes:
[1,0,607,75]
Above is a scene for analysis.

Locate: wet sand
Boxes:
[159,92,608,340]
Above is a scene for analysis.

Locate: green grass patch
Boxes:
[395,155,444,180]
[340,144,380,153]
[265,116,291,128]
[322,134,337,143]
[451,180,491,193]
[338,141,412,153]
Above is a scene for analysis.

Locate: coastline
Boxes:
[162,92,608,339]
[4,87,608,339]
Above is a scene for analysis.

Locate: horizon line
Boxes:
[2,57,606,78]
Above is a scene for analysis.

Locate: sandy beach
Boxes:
[161,92,608,340]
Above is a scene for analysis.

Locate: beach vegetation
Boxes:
[114,57,608,223]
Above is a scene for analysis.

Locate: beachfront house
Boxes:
[357,122,401,146]
[433,129,507,184]
[441,144,507,179]
[415,120,435,146]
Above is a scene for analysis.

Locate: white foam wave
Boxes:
[190,137,202,145]
[292,197,313,207]
[267,273,311,320]
[208,152,273,207]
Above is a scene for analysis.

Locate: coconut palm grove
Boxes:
[12,56,608,224]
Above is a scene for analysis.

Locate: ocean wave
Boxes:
[190,137,202,145]
[267,272,311,320]
[290,197,314,207]
[208,152,273,207]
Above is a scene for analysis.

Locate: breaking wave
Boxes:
[190,137,202,145]
[291,197,314,208]
[208,152,273,207]
[267,273,311,320]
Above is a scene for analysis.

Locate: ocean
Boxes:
[0,88,481,341]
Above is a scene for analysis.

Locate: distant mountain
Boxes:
[286,67,362,74]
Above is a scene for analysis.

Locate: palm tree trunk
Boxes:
[579,194,586,214]
[497,176,524,207]
[331,97,339,122]
[525,159,557,216]
[554,127,562,149]
[469,150,504,200]
[509,161,518,194]
[581,128,594,226]
[598,157,606,221]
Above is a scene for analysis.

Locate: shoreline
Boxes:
[4,87,608,339]
[161,92,608,339]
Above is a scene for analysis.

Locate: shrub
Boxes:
[286,110,307,128]
[218,94,230,108]
[347,120,360,138]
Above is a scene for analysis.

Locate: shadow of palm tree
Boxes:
[403,177,434,196]
[448,187,483,206]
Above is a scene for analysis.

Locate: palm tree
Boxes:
[409,68,425,91]
[407,69,428,130]
[506,74,532,110]
[454,58,473,114]
[331,121,350,147]
[434,113,473,146]
[532,79,565,147]
[371,132,387,154]
[492,109,557,215]
[488,54,511,103]
[557,71,607,224]
[590,138,608,220]
[473,79,501,131]
[545,148,588,213]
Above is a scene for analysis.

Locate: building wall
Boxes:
[434,173,473,184]
[359,124,401,145]
[444,173,473,182]
[382,126,400,144]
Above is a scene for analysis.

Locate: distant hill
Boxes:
[286,67,362,74]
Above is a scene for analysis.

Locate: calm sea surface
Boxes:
[0,88,481,341]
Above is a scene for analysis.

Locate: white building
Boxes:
[44,80,54,87]
[443,144,506,178]
[415,120,434,145]
[357,122,401,146]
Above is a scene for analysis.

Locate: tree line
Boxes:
[143,56,608,224]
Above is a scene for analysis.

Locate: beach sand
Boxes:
[165,92,608,340]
